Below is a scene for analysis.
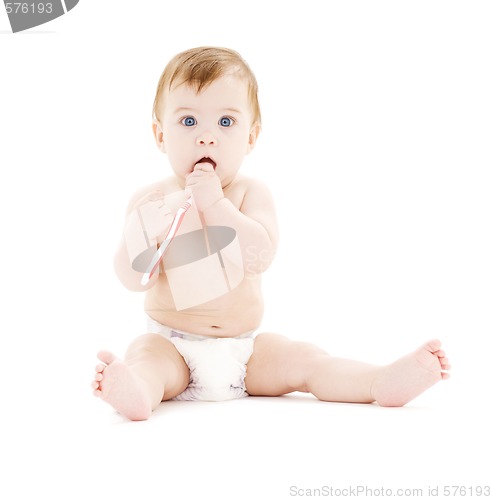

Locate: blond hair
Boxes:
[152,47,261,127]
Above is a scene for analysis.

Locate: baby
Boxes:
[92,47,450,420]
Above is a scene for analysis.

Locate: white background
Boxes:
[1,1,491,499]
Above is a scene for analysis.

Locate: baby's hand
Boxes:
[185,162,224,211]
[128,190,173,244]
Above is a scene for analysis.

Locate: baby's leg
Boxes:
[92,333,189,420]
[245,334,450,406]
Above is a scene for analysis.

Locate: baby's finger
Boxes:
[185,174,199,189]
[193,162,215,173]
[185,171,206,186]
[186,168,215,184]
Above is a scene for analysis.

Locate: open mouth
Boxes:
[195,157,217,170]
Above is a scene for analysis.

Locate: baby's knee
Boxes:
[125,333,180,364]
[285,341,328,392]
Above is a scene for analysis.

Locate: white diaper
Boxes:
[147,317,255,402]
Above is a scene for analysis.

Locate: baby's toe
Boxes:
[97,350,118,365]
[94,372,103,382]
[95,363,106,373]
[440,357,451,370]
[426,339,442,353]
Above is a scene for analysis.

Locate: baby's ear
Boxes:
[246,122,261,154]
[152,120,166,153]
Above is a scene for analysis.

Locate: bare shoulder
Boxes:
[233,174,271,192]
[237,175,276,214]
[226,175,275,211]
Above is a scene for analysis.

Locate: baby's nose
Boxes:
[196,131,217,146]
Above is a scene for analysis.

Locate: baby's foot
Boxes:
[92,351,152,421]
[372,340,450,407]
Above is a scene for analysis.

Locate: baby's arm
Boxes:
[114,186,172,291]
[202,178,279,275]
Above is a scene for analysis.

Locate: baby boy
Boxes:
[92,47,450,420]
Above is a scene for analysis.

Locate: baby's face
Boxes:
[156,74,258,187]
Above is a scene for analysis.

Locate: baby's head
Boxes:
[152,46,261,128]
[152,47,262,187]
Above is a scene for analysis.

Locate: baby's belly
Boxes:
[144,274,264,337]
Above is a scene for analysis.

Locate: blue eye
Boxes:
[219,116,234,127]
[182,116,196,127]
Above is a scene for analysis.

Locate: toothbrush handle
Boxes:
[140,197,192,286]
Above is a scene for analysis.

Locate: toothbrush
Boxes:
[140,196,193,286]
